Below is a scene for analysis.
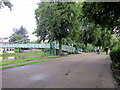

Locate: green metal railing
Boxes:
[0,44,83,54]
[0,44,50,49]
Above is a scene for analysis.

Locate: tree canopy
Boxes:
[34,2,81,54]
[81,2,120,47]
[9,26,30,44]
[33,2,120,52]
[82,2,120,30]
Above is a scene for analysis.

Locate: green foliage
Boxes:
[82,2,120,30]
[9,26,30,44]
[80,24,102,47]
[78,22,113,48]
[96,28,112,48]
[34,2,80,41]
[116,76,120,80]
[110,35,119,47]
[32,2,119,52]
[79,14,113,48]
[34,2,81,54]
[110,44,120,69]
[81,2,120,49]
[86,44,94,52]
[15,49,22,53]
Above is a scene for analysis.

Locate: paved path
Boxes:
[2,53,117,88]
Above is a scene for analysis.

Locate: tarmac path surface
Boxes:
[2,53,118,88]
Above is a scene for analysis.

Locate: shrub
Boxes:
[15,49,22,53]
[110,44,120,69]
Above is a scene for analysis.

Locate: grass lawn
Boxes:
[0,60,47,69]
[0,56,60,66]
[0,51,49,56]
[0,51,78,69]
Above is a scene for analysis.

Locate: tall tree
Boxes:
[9,26,30,44]
[73,22,102,48]
[82,2,120,30]
[81,2,120,48]
[34,2,81,54]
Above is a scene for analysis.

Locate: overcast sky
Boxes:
[0,0,41,41]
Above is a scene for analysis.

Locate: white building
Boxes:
[0,37,9,44]
[0,37,14,54]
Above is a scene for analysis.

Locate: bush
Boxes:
[15,49,22,53]
[110,44,120,68]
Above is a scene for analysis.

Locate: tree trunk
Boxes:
[58,40,62,55]
[85,43,87,48]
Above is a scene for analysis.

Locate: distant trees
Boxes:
[9,26,30,44]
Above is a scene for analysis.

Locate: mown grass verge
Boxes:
[0,56,60,66]
[0,60,47,69]
[0,51,49,56]
[68,54,76,56]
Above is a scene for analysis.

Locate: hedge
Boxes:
[110,44,120,69]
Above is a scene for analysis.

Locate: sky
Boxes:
[0,0,41,41]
